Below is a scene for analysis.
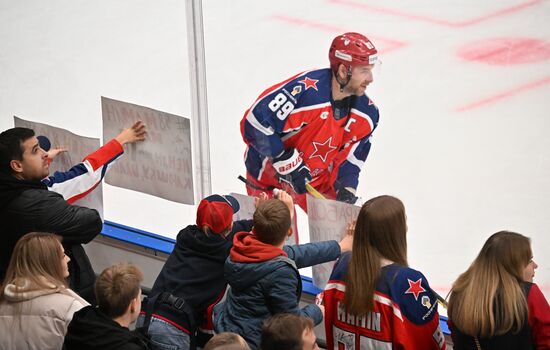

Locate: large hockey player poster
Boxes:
[101,97,194,204]
[13,116,104,218]
[307,195,360,289]
[230,192,298,244]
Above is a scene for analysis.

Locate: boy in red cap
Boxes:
[137,194,264,350]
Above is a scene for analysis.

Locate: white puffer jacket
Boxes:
[0,278,89,350]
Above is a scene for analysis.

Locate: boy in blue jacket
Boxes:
[213,191,353,349]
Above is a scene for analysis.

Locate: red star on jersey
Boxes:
[405,278,426,300]
[298,76,319,91]
[309,137,337,163]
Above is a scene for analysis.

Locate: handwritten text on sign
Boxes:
[101,97,194,204]
[307,196,360,289]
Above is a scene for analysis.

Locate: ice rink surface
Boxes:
[1,0,549,299]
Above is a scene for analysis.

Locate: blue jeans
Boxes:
[136,315,191,350]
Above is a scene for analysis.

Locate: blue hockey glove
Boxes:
[337,187,358,204]
[272,148,312,194]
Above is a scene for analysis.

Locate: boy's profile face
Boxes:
[130,289,142,323]
[302,328,319,350]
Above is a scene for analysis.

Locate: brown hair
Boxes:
[345,195,408,316]
[95,263,143,318]
[203,332,250,350]
[0,232,66,301]
[448,231,530,338]
[261,313,315,350]
[253,199,291,245]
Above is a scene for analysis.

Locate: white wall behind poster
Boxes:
[1,0,549,299]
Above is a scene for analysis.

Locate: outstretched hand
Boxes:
[254,192,269,208]
[339,220,355,252]
[115,121,147,145]
[275,189,295,220]
[45,147,68,160]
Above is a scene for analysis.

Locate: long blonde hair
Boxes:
[0,232,66,301]
[448,231,530,338]
[345,195,408,316]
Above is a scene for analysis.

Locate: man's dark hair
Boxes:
[261,313,314,350]
[0,127,35,174]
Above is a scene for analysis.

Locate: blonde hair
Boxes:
[95,263,143,318]
[345,195,408,316]
[0,232,66,301]
[448,231,530,338]
[204,332,250,350]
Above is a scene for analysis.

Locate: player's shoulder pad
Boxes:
[278,68,331,103]
[390,266,438,325]
[353,94,380,124]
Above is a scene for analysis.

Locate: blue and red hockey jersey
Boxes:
[241,68,379,199]
[323,253,446,350]
[42,139,123,203]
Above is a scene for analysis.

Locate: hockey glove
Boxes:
[337,187,358,204]
[272,148,312,194]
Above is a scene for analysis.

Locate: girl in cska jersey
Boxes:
[323,195,446,350]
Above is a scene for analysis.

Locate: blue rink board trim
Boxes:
[101,220,450,335]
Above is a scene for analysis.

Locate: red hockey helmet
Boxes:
[329,32,378,73]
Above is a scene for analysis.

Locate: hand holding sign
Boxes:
[339,221,355,252]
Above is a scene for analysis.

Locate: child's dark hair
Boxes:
[253,199,291,245]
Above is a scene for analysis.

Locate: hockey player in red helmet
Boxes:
[329,32,378,94]
[241,32,380,212]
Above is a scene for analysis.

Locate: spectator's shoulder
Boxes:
[388,266,439,324]
[10,187,63,211]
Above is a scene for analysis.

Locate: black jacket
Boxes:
[63,306,150,350]
[148,220,254,331]
[450,283,535,350]
[0,173,102,302]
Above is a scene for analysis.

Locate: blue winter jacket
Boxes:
[213,240,341,349]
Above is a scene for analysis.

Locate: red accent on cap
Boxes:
[196,195,238,234]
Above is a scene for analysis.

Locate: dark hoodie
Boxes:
[147,220,253,331]
[63,306,150,350]
[0,172,102,302]
[213,232,341,349]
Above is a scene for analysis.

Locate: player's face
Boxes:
[346,64,374,96]
[302,329,319,350]
[523,256,538,282]
[13,136,49,180]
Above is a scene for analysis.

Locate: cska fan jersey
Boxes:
[43,139,123,203]
[323,253,446,350]
[241,68,379,194]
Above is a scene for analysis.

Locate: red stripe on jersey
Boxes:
[84,139,123,171]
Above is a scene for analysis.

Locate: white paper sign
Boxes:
[307,195,360,289]
[230,192,298,244]
[101,97,194,204]
[13,116,104,218]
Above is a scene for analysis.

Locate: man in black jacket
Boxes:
[0,127,102,302]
